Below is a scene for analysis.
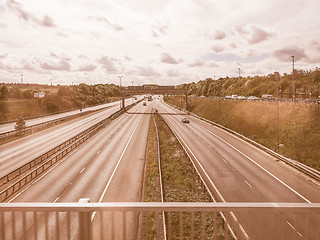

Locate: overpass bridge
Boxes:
[121,85,188,109]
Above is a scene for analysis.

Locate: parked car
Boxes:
[231,95,238,99]
[237,96,247,100]
[225,96,232,99]
[248,96,260,101]
[182,117,190,123]
[262,94,276,100]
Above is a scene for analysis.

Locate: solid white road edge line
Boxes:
[195,123,312,203]
[158,104,249,240]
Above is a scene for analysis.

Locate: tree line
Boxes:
[0,83,121,121]
[177,68,320,98]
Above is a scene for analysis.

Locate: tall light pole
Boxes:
[238,68,241,78]
[21,74,23,83]
[291,56,295,100]
[275,72,280,151]
[131,80,134,103]
[118,76,123,109]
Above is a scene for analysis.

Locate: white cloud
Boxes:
[136,66,161,76]
[98,56,118,73]
[160,52,183,64]
[41,60,71,71]
[0,0,319,84]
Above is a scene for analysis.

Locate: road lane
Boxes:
[0,100,124,135]
[155,99,320,240]
[0,98,136,178]
[4,100,153,240]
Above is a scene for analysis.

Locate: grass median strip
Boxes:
[143,113,230,240]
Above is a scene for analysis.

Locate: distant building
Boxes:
[34,92,46,98]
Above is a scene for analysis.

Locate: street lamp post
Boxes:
[118,76,123,109]
[291,56,295,100]
[21,74,23,83]
[131,80,134,103]
[238,68,240,78]
[275,71,280,151]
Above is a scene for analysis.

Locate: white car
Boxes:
[248,96,260,101]
[238,96,247,100]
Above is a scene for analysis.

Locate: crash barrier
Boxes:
[0,100,142,202]
[165,102,320,182]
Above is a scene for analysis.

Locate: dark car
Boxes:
[182,117,189,123]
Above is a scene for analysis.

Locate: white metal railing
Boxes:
[0,202,319,240]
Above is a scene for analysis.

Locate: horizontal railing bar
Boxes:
[1,202,320,212]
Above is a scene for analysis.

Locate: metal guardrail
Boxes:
[0,100,142,202]
[0,202,319,240]
[0,105,112,140]
[165,102,320,182]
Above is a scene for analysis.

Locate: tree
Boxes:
[14,116,26,135]
[0,101,9,121]
[0,85,9,100]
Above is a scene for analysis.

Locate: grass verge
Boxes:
[165,96,320,170]
[142,113,231,240]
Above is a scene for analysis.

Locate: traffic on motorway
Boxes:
[0,94,319,240]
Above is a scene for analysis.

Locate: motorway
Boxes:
[0,99,126,135]
[1,96,320,239]
[0,98,136,178]
[3,100,151,239]
[155,98,320,240]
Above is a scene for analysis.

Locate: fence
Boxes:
[0,202,319,240]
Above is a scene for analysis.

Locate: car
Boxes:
[262,94,276,101]
[225,96,232,99]
[143,102,147,106]
[248,96,260,101]
[182,117,190,123]
[231,95,238,99]
[237,96,247,100]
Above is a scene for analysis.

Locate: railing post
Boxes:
[78,198,91,240]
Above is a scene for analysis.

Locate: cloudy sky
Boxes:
[0,0,320,86]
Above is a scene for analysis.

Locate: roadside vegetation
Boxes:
[175,68,320,99]
[0,83,121,122]
[165,96,320,170]
[143,113,229,240]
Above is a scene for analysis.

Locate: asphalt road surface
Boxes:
[0,98,136,178]
[3,100,152,240]
[0,99,128,135]
[2,97,319,240]
[155,98,320,240]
